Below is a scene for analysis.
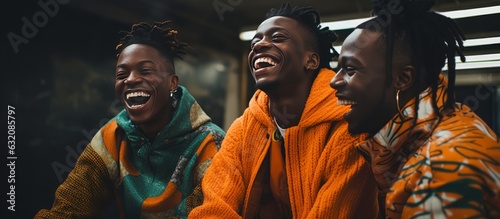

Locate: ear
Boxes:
[170,75,179,91]
[394,64,415,91]
[304,51,320,71]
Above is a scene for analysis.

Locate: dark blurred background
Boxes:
[2,0,499,217]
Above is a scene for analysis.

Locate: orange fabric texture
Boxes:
[357,75,500,218]
[189,69,379,218]
[269,129,292,217]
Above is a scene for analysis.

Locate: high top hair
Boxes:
[358,0,466,120]
[116,20,188,61]
[265,3,339,69]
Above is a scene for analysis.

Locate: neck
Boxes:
[138,108,174,141]
[268,81,312,128]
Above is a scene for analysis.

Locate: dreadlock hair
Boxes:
[115,20,188,63]
[265,3,339,69]
[358,0,465,123]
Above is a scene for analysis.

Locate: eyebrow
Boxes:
[116,60,156,69]
[339,56,363,66]
[252,27,289,40]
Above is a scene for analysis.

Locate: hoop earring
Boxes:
[396,90,404,118]
[170,88,178,108]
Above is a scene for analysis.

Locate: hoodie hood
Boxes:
[116,85,211,143]
[248,68,349,128]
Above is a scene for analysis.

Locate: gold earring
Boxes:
[396,90,404,118]
[306,65,310,70]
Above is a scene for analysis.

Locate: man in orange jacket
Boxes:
[190,3,379,218]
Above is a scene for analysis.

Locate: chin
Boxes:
[255,80,277,93]
[347,123,365,136]
[125,111,148,125]
[127,115,143,125]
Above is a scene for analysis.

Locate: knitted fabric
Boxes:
[35,86,225,218]
[189,69,379,218]
[357,74,500,218]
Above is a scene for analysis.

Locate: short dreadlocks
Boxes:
[116,20,188,61]
[265,3,339,69]
[359,0,466,122]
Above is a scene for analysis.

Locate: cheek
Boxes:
[114,81,123,97]
[248,52,254,65]
[150,78,171,97]
[346,76,366,94]
[352,80,384,106]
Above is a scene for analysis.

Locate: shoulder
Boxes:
[198,122,225,145]
[221,112,268,150]
[88,118,125,162]
[199,121,225,134]
[432,105,499,148]
[423,109,500,182]
[90,119,120,147]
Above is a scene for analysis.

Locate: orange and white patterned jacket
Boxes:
[357,75,500,218]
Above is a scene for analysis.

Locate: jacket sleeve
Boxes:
[306,121,380,219]
[186,127,226,212]
[306,168,380,219]
[34,145,114,219]
[399,140,500,218]
[189,118,247,219]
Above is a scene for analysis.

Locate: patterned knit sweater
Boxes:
[189,69,379,218]
[357,75,500,218]
[35,86,225,218]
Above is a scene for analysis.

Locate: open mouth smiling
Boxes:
[337,98,359,120]
[337,99,358,107]
[253,56,279,70]
[125,90,151,109]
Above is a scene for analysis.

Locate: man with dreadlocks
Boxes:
[330,0,500,218]
[190,3,379,218]
[35,20,225,218]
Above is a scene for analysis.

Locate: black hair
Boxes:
[116,20,188,61]
[358,0,465,121]
[265,3,339,69]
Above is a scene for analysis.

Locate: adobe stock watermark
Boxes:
[462,73,496,112]
[51,99,122,182]
[6,0,71,54]
[271,106,297,127]
[352,0,403,50]
[213,0,242,21]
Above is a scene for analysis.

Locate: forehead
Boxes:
[342,29,383,53]
[256,16,305,33]
[120,44,160,58]
[118,44,167,62]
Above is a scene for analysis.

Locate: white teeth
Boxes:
[126,91,150,99]
[337,99,358,105]
[254,57,277,69]
[129,104,145,108]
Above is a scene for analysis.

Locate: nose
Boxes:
[124,71,142,85]
[330,72,346,90]
[252,37,272,52]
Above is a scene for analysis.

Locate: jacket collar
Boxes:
[357,74,448,192]
[248,68,348,128]
[116,85,211,146]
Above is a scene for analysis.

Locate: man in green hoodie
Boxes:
[36,20,225,218]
